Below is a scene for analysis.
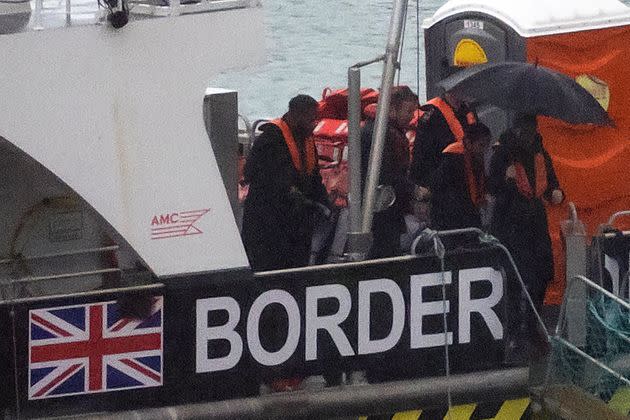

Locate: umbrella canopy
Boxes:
[438,62,613,126]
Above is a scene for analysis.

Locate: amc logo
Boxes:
[150,209,210,240]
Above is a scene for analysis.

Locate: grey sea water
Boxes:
[212,0,630,119]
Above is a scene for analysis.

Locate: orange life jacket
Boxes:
[514,153,548,199]
[425,97,476,143]
[270,119,317,175]
[442,142,485,207]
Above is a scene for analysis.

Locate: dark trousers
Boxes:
[369,208,404,259]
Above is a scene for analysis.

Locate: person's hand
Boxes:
[313,201,333,220]
[551,189,564,205]
[328,190,343,209]
[505,165,516,180]
[414,185,431,201]
[288,186,304,201]
[412,201,430,225]
[288,187,311,213]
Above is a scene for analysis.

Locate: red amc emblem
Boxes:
[150,209,210,240]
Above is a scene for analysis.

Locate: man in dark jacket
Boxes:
[410,93,476,199]
[431,123,492,231]
[241,95,330,271]
[361,86,418,258]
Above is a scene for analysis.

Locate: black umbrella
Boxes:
[438,62,613,126]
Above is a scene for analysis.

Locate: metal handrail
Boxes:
[556,275,630,338]
[9,267,121,284]
[568,202,579,224]
[0,245,119,265]
[551,336,630,388]
[411,227,550,410]
[238,113,254,158]
[23,0,254,32]
[578,274,628,310]
[0,281,160,306]
[360,0,408,235]
[345,55,386,258]
[595,209,630,237]
[129,0,252,17]
[78,367,529,420]
[543,274,630,407]
[592,215,630,300]
[607,210,630,228]
[411,227,549,338]
[255,254,416,278]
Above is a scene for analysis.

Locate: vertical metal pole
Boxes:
[170,0,181,15]
[344,55,385,258]
[563,203,587,347]
[66,0,71,25]
[361,0,408,234]
[348,67,363,235]
[34,0,44,30]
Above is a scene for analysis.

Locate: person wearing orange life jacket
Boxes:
[410,92,477,199]
[360,86,418,259]
[488,115,563,314]
[430,123,492,232]
[241,95,331,271]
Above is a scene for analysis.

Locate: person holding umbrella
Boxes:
[488,114,563,360]
[437,61,612,361]
[489,115,564,308]
[439,61,611,297]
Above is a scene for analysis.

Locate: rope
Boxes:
[431,232,453,413]
[396,0,408,87]
[11,308,21,417]
[415,0,421,101]
[412,229,453,411]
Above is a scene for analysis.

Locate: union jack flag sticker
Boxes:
[28,297,163,399]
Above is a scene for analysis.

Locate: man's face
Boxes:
[394,100,417,129]
[514,118,538,145]
[444,92,462,110]
[465,135,490,162]
[294,107,319,139]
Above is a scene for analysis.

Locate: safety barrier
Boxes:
[73,368,529,420]
[129,0,254,18]
[539,275,630,418]
[591,210,630,302]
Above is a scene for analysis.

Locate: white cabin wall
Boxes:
[0,7,265,277]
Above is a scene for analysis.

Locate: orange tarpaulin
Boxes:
[526,25,630,304]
